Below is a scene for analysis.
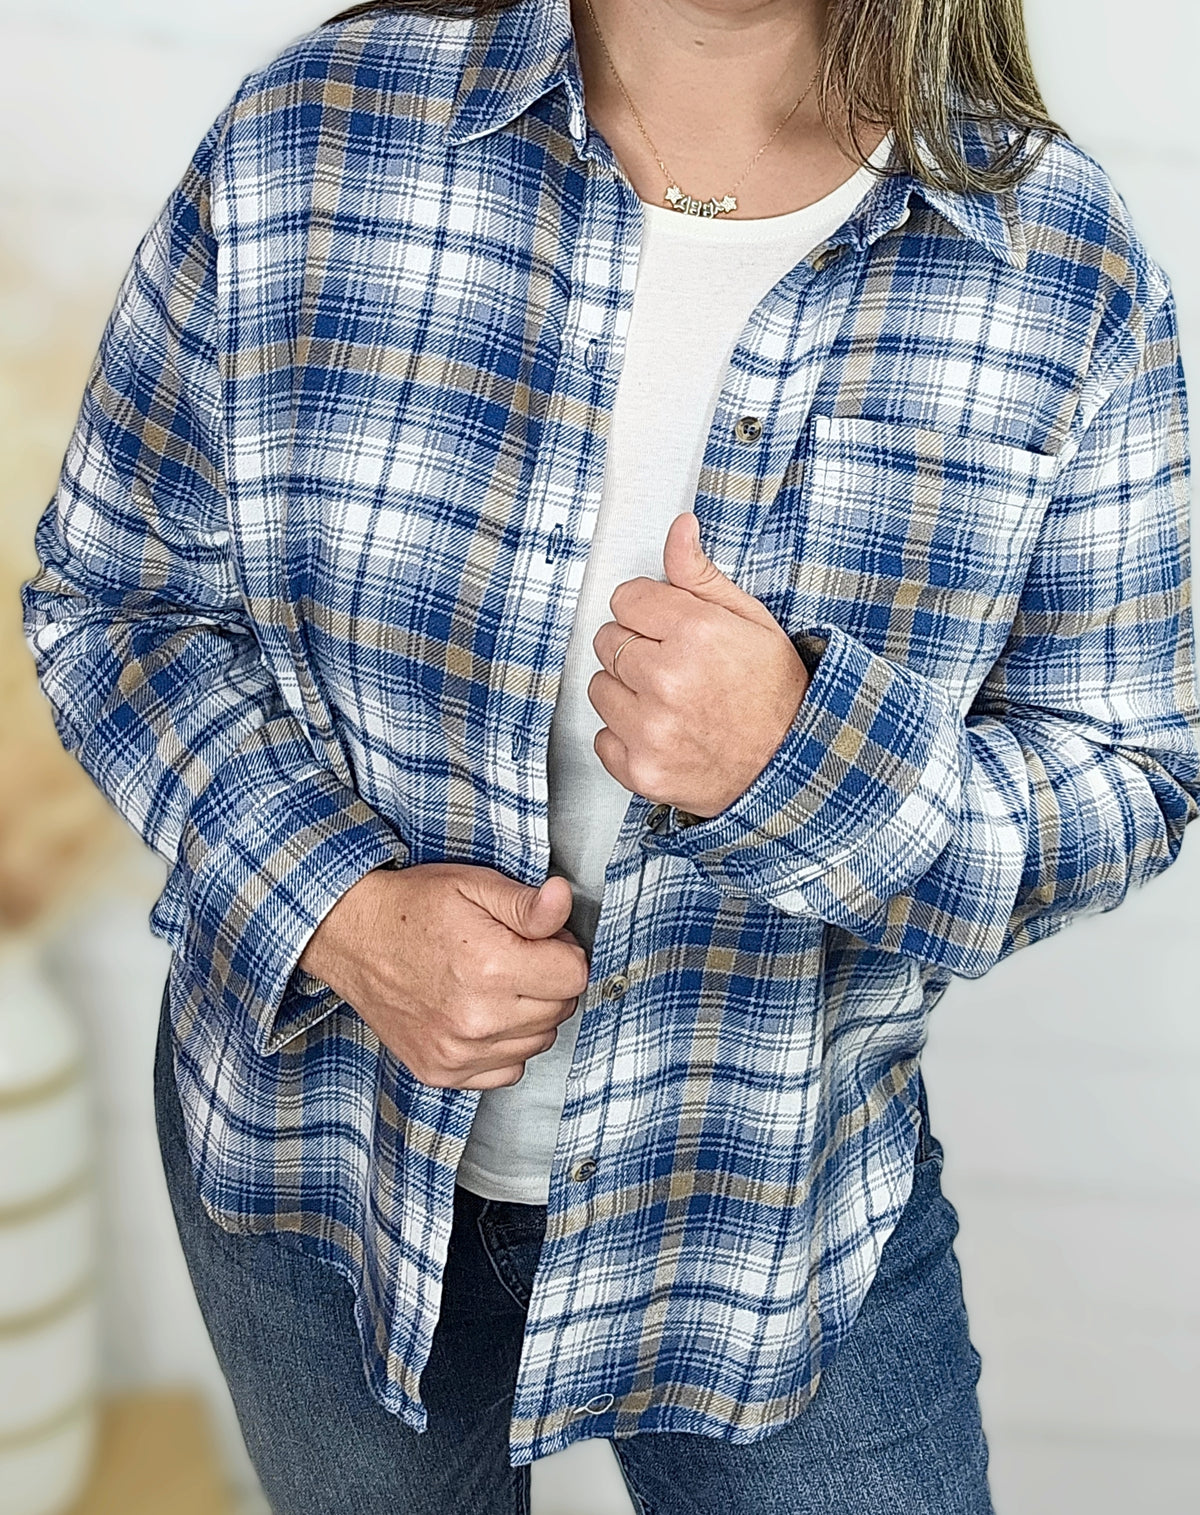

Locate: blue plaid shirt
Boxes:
[23,0,1200,1468]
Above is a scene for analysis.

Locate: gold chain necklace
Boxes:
[580,0,820,218]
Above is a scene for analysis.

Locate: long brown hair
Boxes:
[326,0,1061,192]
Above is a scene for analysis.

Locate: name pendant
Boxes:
[664,185,738,218]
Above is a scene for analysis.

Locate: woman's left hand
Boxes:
[589,511,810,819]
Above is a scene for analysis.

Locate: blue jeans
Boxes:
[154,994,992,1514]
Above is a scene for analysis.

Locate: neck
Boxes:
[580,0,826,122]
[600,0,824,55]
[573,0,881,219]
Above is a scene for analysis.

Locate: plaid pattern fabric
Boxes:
[23,0,1200,1468]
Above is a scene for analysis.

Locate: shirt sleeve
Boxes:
[642,291,1200,978]
[21,116,409,1054]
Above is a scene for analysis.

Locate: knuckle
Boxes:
[427,1032,464,1072]
[652,663,687,706]
[460,1057,528,1090]
[410,1057,452,1089]
[455,1005,496,1042]
[446,951,478,990]
[642,710,675,751]
[474,953,507,991]
[627,754,664,798]
[686,610,717,649]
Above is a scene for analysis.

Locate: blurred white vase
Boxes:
[0,939,98,1515]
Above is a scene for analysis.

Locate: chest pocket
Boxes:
[763,415,1059,707]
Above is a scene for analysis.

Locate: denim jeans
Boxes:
[154,993,992,1514]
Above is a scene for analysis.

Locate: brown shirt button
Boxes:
[811,246,844,272]
[733,415,763,444]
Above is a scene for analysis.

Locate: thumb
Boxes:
[467,871,574,941]
[663,512,776,627]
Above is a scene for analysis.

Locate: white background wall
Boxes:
[3,3,1197,1512]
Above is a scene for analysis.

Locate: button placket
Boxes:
[510,126,651,1457]
[487,166,639,808]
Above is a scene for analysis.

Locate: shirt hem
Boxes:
[454,1159,551,1207]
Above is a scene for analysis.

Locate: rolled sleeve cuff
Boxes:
[640,624,962,899]
[184,765,409,1056]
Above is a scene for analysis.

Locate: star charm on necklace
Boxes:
[664,185,739,218]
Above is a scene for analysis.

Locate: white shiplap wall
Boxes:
[2,3,1197,1512]
[925,6,1200,1509]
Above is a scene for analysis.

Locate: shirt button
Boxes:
[511,730,528,762]
[733,415,763,444]
[601,973,629,1001]
[811,245,844,272]
[584,338,603,372]
[571,1157,599,1182]
[646,802,670,829]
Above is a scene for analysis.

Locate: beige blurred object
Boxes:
[0,243,133,934]
[1,237,251,1515]
[0,939,98,1515]
[68,1392,235,1515]
[0,243,132,1515]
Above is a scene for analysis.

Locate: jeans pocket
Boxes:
[475,1202,547,1312]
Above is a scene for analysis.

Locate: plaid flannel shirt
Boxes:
[23,0,1200,1468]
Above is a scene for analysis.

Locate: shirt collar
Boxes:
[904,119,1029,270]
[445,0,1027,271]
[827,143,1027,272]
[446,0,584,148]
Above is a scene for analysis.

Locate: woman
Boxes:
[23,0,1199,1511]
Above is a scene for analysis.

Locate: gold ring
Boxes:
[610,631,645,684]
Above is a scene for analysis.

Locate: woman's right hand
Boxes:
[298,864,589,1089]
